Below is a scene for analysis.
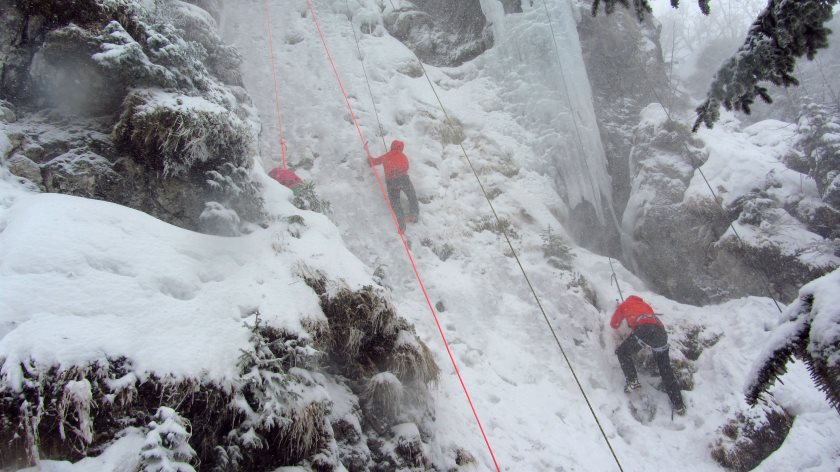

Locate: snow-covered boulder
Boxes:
[622,107,839,304]
[383,0,494,67]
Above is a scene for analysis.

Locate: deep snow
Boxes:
[220,0,838,470]
[1,0,839,470]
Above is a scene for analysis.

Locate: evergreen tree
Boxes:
[797,101,840,208]
[745,286,840,415]
[591,0,838,131]
[591,0,710,22]
[540,226,573,270]
[140,407,196,472]
[693,0,838,131]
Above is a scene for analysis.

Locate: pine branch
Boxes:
[744,323,809,406]
[590,0,700,21]
[693,0,838,131]
[802,354,840,414]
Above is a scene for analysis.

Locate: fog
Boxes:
[655,0,840,122]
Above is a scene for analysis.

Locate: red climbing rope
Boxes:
[262,0,287,169]
[304,1,502,470]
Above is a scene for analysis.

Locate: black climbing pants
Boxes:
[386,175,418,230]
[616,323,685,409]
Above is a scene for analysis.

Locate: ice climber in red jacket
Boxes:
[610,295,686,415]
[367,140,419,233]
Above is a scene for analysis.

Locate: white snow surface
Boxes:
[220,0,836,470]
[0,166,371,391]
[749,268,840,377]
[691,113,840,269]
[1,0,839,471]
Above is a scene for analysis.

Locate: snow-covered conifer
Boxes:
[139,407,196,472]
[745,268,840,413]
[797,101,840,208]
[541,225,573,270]
[693,0,838,130]
[591,0,709,22]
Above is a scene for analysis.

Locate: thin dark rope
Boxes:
[609,257,625,302]
[374,2,626,469]
[417,58,625,472]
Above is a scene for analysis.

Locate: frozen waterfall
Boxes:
[480,0,614,226]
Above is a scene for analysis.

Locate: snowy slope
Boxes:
[692,113,839,271]
[221,0,840,470]
[0,0,837,470]
[0,166,372,390]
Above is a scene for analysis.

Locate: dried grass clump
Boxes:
[300,272,440,388]
[420,238,455,261]
[363,373,404,421]
[114,90,253,176]
[300,270,441,463]
[388,332,440,387]
[282,401,329,463]
[292,181,332,214]
[470,215,519,239]
[301,276,396,366]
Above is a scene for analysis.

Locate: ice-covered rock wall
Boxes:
[481,0,619,251]
[0,0,261,235]
[576,2,669,219]
[383,0,493,67]
[575,2,839,304]
[384,0,620,253]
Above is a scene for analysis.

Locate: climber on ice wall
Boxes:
[610,295,686,415]
[367,139,419,233]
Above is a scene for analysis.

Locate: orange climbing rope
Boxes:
[262,0,288,169]
[303,1,502,470]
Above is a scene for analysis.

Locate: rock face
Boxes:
[0,0,261,234]
[577,3,670,219]
[618,110,726,303]
[617,106,838,304]
[576,3,838,304]
[383,0,493,67]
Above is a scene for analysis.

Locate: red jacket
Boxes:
[370,140,409,180]
[269,167,303,189]
[610,295,662,330]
